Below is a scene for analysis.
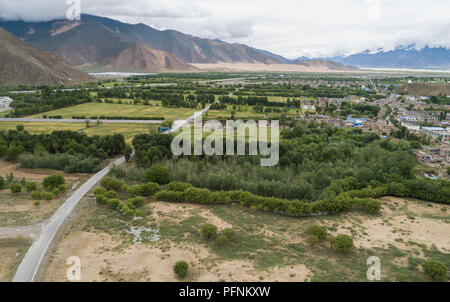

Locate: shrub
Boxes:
[305,224,328,240]
[58,184,67,192]
[95,194,107,204]
[167,182,192,192]
[173,261,189,279]
[145,166,170,184]
[25,181,38,192]
[394,272,410,282]
[200,224,218,241]
[100,177,126,192]
[10,183,22,194]
[332,234,354,253]
[31,190,43,200]
[44,192,53,201]
[126,197,145,209]
[154,191,186,202]
[94,187,107,196]
[105,190,118,199]
[128,182,160,197]
[216,235,230,246]
[43,175,65,190]
[0,176,4,189]
[52,188,61,197]
[307,234,320,246]
[106,198,121,209]
[422,260,447,281]
[33,201,40,206]
[221,229,236,241]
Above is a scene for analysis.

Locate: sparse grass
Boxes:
[0,238,31,282]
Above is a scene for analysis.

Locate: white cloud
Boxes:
[0,0,449,58]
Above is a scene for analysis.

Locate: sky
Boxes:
[0,0,449,59]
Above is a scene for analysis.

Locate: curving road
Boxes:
[12,156,126,282]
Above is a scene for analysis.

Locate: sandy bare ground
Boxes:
[43,231,310,282]
[192,63,360,73]
[332,197,450,252]
[41,197,448,282]
[0,160,87,182]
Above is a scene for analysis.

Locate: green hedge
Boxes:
[154,185,382,217]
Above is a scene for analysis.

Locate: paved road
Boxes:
[169,105,211,133]
[12,156,126,282]
[0,117,163,124]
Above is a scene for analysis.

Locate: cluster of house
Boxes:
[415,144,450,165]
[0,96,12,112]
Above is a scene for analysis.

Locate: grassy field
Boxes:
[0,122,159,144]
[28,103,199,120]
[40,178,450,282]
[0,238,31,282]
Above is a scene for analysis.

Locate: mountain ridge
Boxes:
[0,27,93,86]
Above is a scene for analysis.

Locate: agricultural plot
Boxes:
[28,103,199,121]
[0,122,159,144]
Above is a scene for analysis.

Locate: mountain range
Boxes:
[0,14,281,71]
[299,46,450,70]
[0,27,92,86]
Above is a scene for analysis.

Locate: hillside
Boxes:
[0,28,93,86]
[26,22,197,72]
[0,15,282,65]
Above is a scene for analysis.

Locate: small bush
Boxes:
[216,235,230,246]
[145,166,170,185]
[128,182,160,197]
[221,229,236,241]
[100,177,126,192]
[33,201,40,207]
[394,272,410,282]
[43,175,65,190]
[305,224,328,240]
[95,194,107,204]
[105,190,118,199]
[94,187,107,196]
[126,197,145,209]
[422,260,447,281]
[307,234,320,246]
[154,191,185,202]
[25,181,38,192]
[332,234,354,253]
[173,261,189,279]
[10,183,22,194]
[200,224,218,241]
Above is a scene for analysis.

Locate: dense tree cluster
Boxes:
[7,88,92,117]
[0,129,125,173]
